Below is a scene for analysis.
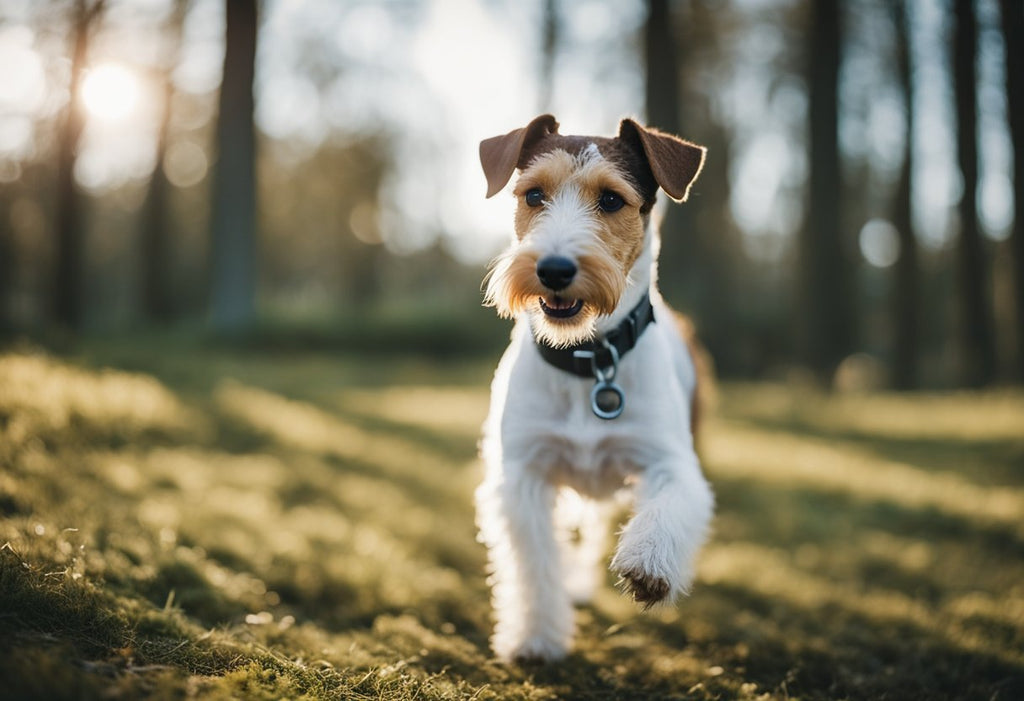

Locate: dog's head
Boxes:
[479,114,705,347]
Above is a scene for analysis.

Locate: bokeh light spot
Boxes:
[82,63,141,123]
[859,218,900,268]
[164,139,208,188]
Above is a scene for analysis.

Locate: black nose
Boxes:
[536,256,577,291]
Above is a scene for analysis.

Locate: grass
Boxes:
[0,336,1021,700]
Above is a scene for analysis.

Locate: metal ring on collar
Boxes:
[590,380,625,420]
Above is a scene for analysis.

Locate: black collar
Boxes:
[534,294,656,377]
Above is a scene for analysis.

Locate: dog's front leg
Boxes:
[610,457,713,607]
[476,465,574,662]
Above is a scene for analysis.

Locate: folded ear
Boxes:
[618,118,706,202]
[479,114,559,198]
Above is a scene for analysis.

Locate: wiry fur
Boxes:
[477,116,714,663]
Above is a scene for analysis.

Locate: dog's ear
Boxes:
[480,114,559,198]
[618,118,706,202]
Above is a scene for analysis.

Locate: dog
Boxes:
[475,114,715,662]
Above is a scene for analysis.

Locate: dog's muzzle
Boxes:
[536,256,584,319]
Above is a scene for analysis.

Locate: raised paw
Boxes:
[618,568,671,609]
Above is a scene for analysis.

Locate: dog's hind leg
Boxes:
[555,490,609,606]
[476,467,574,662]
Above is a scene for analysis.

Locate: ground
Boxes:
[0,337,1021,700]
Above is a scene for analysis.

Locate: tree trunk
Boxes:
[891,0,920,389]
[538,0,558,114]
[953,0,996,387]
[643,0,741,372]
[0,196,12,334]
[141,0,188,322]
[54,0,103,330]
[209,0,258,334]
[799,0,854,382]
[644,0,681,134]
[999,0,1024,381]
[643,0,691,299]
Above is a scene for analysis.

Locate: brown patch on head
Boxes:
[518,134,659,208]
[480,114,706,204]
[569,153,648,276]
[511,150,578,241]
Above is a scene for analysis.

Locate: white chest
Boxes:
[484,319,694,499]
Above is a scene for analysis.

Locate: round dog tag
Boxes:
[591,381,624,420]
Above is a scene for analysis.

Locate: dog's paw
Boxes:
[617,568,671,609]
[499,636,569,665]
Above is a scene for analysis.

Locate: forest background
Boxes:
[0,0,1021,390]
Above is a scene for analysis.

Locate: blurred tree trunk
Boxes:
[891,0,920,389]
[538,0,558,113]
[0,197,12,334]
[644,0,739,372]
[999,0,1024,381]
[209,0,258,334]
[54,0,105,330]
[953,0,995,386]
[643,0,693,308]
[141,0,188,322]
[799,0,855,382]
[645,0,680,134]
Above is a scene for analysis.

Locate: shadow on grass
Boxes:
[732,413,1024,487]
[712,476,1024,559]
[665,582,1024,701]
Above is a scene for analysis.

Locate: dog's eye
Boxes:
[598,191,625,213]
[525,188,544,207]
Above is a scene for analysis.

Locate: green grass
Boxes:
[0,338,1021,699]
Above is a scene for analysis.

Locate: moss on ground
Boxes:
[0,341,1021,699]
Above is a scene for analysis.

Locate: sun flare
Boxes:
[81,63,140,122]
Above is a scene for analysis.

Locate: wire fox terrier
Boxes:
[475,115,715,662]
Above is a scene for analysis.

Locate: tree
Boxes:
[643,0,742,372]
[799,0,855,382]
[54,0,105,330]
[140,0,189,322]
[999,0,1024,381]
[952,0,995,386]
[0,195,12,334]
[891,0,920,389]
[537,0,559,113]
[643,0,689,312]
[209,0,258,334]
[644,0,681,136]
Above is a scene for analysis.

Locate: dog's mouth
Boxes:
[539,295,584,319]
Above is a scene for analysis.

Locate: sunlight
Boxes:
[697,541,1022,665]
[704,419,1024,533]
[0,352,198,437]
[81,63,141,123]
[212,380,475,487]
[333,386,487,439]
